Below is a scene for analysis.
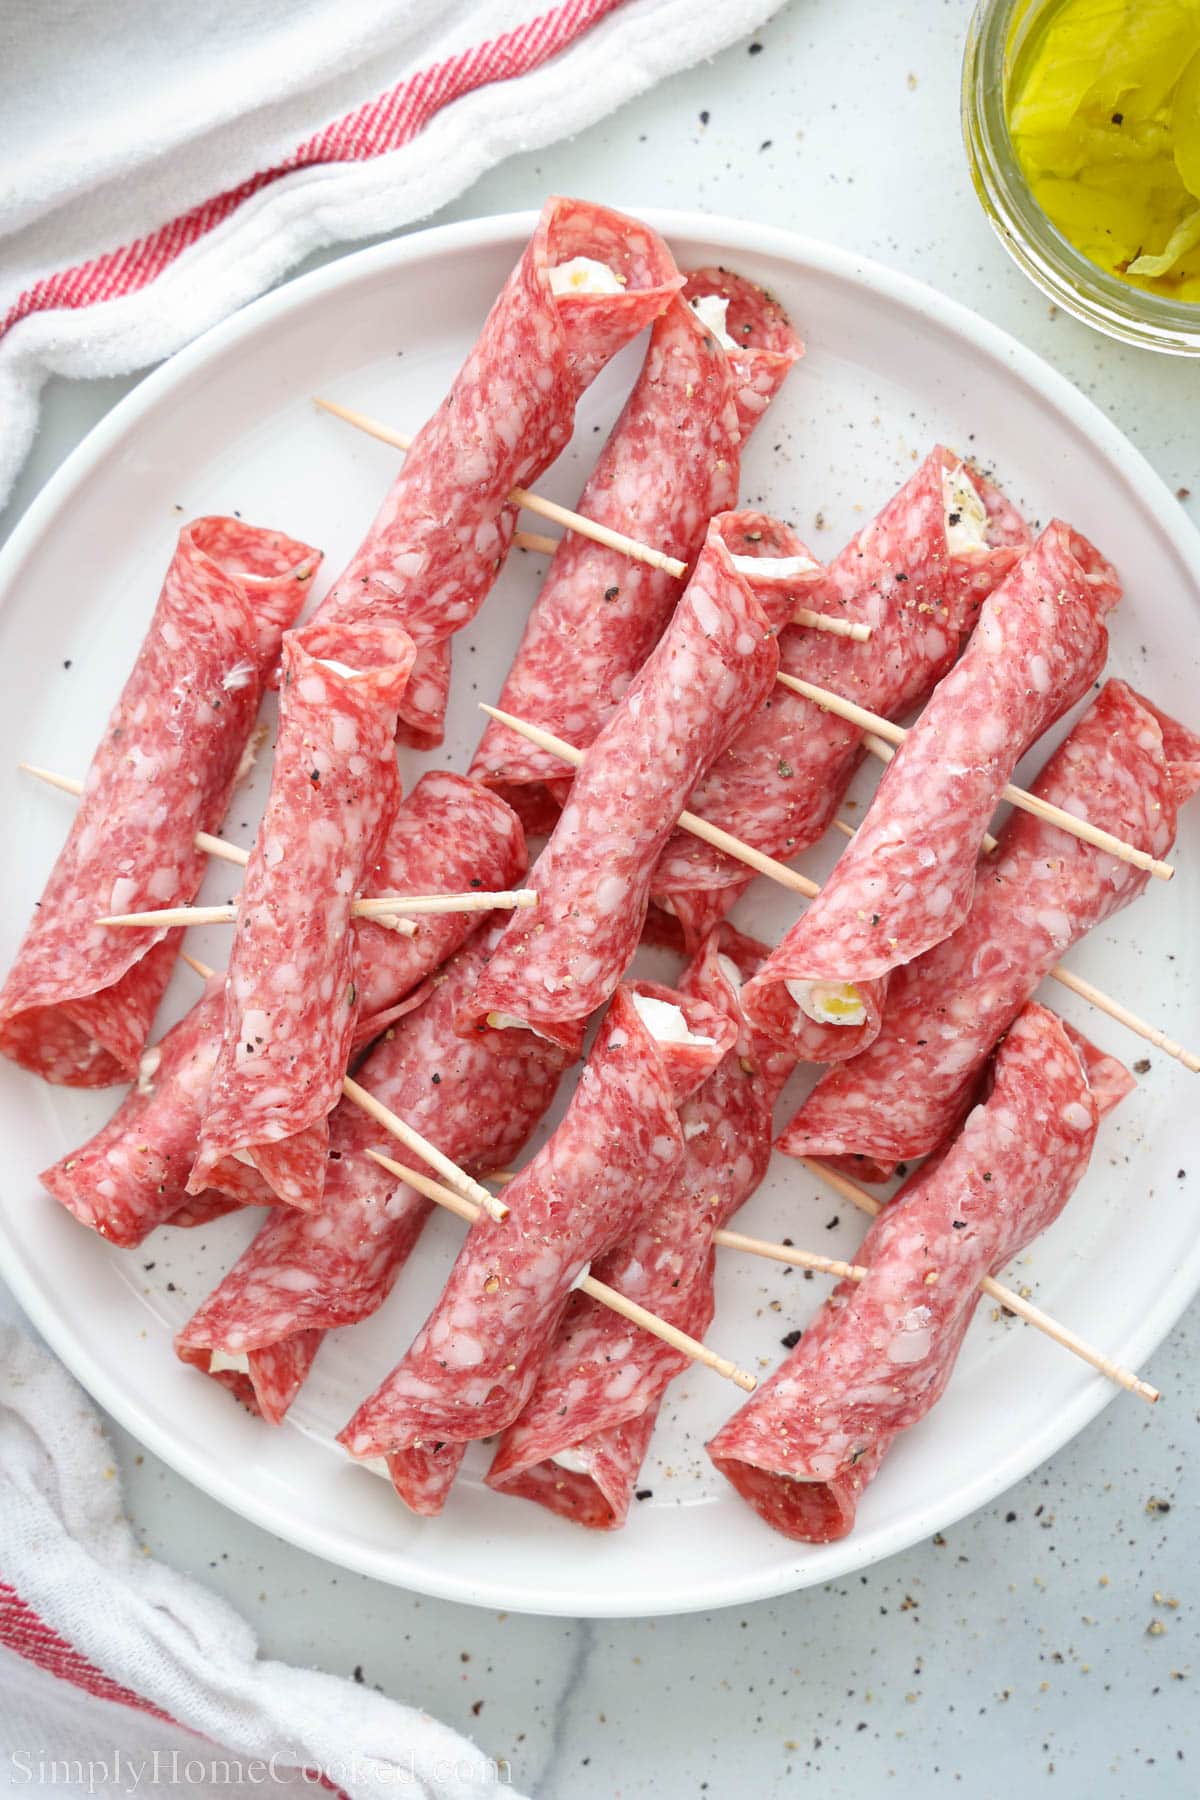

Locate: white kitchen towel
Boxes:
[0,1324,523,1800]
[0,0,780,515]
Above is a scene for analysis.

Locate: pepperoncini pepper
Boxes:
[1007,0,1200,300]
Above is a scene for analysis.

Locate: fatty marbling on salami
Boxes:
[353,770,527,1045]
[779,680,1200,1175]
[40,976,273,1248]
[742,518,1121,1063]
[708,1004,1133,1543]
[469,269,801,831]
[652,448,1029,956]
[176,926,570,1422]
[464,514,782,1056]
[190,628,414,1212]
[486,927,796,1530]
[312,197,681,749]
[338,981,737,1514]
[0,518,318,1087]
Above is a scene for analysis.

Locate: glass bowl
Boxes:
[962,0,1200,354]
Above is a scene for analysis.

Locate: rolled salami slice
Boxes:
[742,519,1121,1063]
[313,197,681,749]
[708,1003,1133,1543]
[0,518,317,1087]
[779,680,1200,1175]
[40,976,273,1248]
[190,628,414,1212]
[469,269,801,831]
[42,780,529,1247]
[175,926,570,1422]
[338,981,737,1514]
[485,926,796,1530]
[654,446,1029,960]
[464,514,782,1055]
[353,770,527,1046]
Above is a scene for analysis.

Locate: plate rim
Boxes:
[1,205,1198,1617]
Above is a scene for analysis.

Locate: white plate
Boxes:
[1,211,1198,1618]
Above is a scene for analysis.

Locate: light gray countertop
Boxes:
[2,1,1196,1793]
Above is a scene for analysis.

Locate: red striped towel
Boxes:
[0,1322,518,1798]
[0,0,779,512]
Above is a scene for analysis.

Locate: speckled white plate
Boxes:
[1,210,1197,1617]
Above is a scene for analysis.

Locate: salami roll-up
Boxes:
[353,770,527,1046]
[655,446,1029,963]
[742,519,1121,1063]
[709,1003,1133,1543]
[469,270,801,831]
[40,977,272,1247]
[0,519,318,1088]
[176,926,570,1422]
[42,780,529,1247]
[486,927,796,1530]
[313,198,681,749]
[780,680,1200,1176]
[41,781,525,1245]
[339,982,737,1514]
[190,628,414,1212]
[464,514,782,1056]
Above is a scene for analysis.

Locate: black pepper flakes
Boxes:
[635,1488,653,1501]
[780,1328,802,1350]
[603,586,620,602]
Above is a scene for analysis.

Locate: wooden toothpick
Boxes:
[21,763,248,869]
[95,889,537,933]
[777,673,1175,881]
[798,1158,1159,1404]
[363,1148,756,1391]
[315,397,686,578]
[477,705,820,899]
[831,804,1199,1074]
[791,608,871,642]
[316,399,870,642]
[178,956,508,1224]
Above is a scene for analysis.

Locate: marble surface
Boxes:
[2,0,1197,1793]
